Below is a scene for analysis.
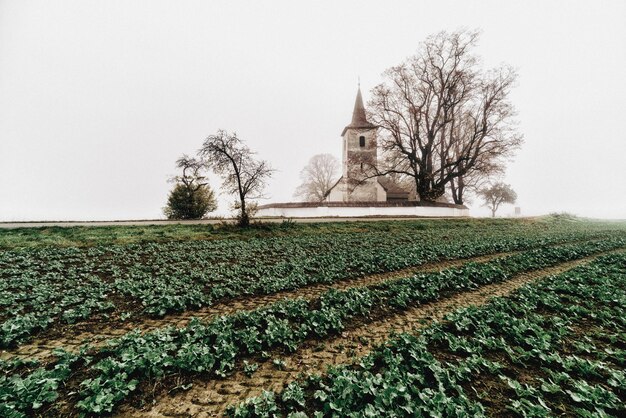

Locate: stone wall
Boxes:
[256,204,469,218]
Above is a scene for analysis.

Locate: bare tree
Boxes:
[294,153,340,202]
[199,130,274,226]
[170,155,208,190]
[367,29,523,202]
[448,154,505,204]
[478,182,517,217]
[164,155,217,219]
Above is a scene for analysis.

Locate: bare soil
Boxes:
[0,251,515,361]
[115,250,623,418]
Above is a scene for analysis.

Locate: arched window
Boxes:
[359,136,365,147]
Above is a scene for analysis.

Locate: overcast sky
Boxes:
[1,0,625,221]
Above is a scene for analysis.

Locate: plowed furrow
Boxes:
[1,251,516,361]
[120,249,624,418]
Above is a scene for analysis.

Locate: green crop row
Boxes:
[229,252,626,417]
[0,350,81,418]
[2,222,622,348]
[2,237,623,416]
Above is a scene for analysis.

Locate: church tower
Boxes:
[340,86,381,201]
[327,86,385,202]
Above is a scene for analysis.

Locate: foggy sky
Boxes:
[1,0,625,221]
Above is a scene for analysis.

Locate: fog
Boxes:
[1,0,625,220]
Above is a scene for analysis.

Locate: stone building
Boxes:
[326,87,410,202]
[255,86,469,218]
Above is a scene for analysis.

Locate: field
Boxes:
[1,216,625,417]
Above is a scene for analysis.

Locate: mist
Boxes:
[1,0,625,220]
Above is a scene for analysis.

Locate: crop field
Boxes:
[1,216,625,417]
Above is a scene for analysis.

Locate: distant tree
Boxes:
[164,155,217,219]
[199,130,274,227]
[294,154,340,202]
[478,182,517,217]
[449,157,505,205]
[367,29,523,202]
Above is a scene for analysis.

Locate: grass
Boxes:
[0,216,624,250]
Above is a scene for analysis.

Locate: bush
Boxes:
[547,212,578,221]
[164,184,217,220]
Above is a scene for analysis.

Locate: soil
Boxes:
[0,251,516,362]
[114,249,624,417]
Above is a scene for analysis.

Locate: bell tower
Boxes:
[340,86,379,201]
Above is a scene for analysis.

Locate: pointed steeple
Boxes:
[342,86,376,136]
[351,87,368,125]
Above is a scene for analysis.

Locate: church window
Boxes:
[359,136,366,147]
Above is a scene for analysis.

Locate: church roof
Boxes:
[377,176,410,198]
[341,87,377,136]
[324,176,344,199]
[324,175,411,200]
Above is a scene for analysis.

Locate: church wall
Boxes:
[327,181,345,202]
[343,128,378,202]
[346,179,378,201]
[376,181,386,202]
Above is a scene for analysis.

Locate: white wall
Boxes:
[257,205,469,218]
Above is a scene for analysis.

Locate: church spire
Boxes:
[351,86,368,126]
[342,85,376,136]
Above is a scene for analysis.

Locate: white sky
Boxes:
[1,0,625,221]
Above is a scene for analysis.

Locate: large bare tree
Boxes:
[448,158,504,205]
[294,153,340,202]
[446,125,508,205]
[367,30,523,202]
[199,130,274,226]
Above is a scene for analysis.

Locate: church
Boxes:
[325,87,411,203]
[255,87,469,218]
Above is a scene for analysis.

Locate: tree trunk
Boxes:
[239,195,249,227]
[417,175,439,201]
[491,208,496,217]
[457,175,465,205]
[450,177,465,205]
[450,179,459,204]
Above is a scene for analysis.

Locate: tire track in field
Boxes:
[120,248,626,418]
[1,251,518,361]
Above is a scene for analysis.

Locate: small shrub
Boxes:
[164,184,217,220]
